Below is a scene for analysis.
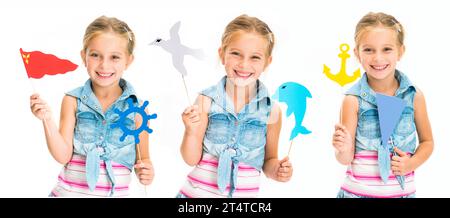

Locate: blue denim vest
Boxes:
[346,70,417,188]
[66,79,139,195]
[201,76,272,196]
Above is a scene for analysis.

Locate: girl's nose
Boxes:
[373,52,384,62]
[238,58,251,69]
[100,58,111,69]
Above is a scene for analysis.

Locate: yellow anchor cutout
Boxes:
[323,43,361,87]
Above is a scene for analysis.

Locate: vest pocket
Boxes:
[240,120,266,148]
[75,111,98,143]
[206,113,231,144]
[109,115,135,147]
[394,106,415,136]
[358,109,381,139]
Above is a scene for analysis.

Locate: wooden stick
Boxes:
[340,86,344,124]
[287,139,294,157]
[29,79,51,136]
[136,143,147,196]
[181,75,192,105]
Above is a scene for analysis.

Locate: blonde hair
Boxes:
[221,14,275,57]
[83,16,135,55]
[354,12,405,48]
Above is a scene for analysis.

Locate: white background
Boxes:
[0,0,448,197]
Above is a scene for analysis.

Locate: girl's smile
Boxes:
[96,71,115,79]
[233,69,254,79]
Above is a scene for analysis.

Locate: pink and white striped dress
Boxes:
[179,153,261,198]
[341,150,415,198]
[50,154,132,197]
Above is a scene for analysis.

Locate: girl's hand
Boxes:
[391,147,413,176]
[30,93,52,121]
[181,105,200,133]
[332,124,352,154]
[134,159,154,185]
[276,157,293,182]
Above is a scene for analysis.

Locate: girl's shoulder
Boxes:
[413,88,426,107]
[61,94,77,116]
[196,94,212,115]
[342,95,359,113]
[267,101,282,125]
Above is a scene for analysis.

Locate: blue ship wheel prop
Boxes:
[110,98,157,144]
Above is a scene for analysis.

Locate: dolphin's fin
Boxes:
[289,125,311,140]
[298,126,311,134]
[286,106,293,117]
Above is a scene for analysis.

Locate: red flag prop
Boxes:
[20,48,78,79]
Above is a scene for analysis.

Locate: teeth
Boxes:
[235,70,251,77]
[372,65,388,70]
[97,72,113,77]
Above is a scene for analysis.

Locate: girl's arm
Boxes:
[263,103,292,182]
[332,95,358,165]
[134,107,154,185]
[180,95,210,166]
[392,89,434,175]
[30,94,75,164]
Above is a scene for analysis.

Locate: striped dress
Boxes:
[341,150,415,198]
[179,153,261,198]
[50,154,132,197]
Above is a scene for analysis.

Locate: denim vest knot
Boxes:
[201,76,272,197]
[346,70,417,185]
[67,79,139,196]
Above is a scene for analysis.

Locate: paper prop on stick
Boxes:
[272,82,312,156]
[110,98,157,195]
[323,43,360,87]
[376,93,406,189]
[149,21,204,104]
[20,48,78,135]
[110,98,157,144]
[20,48,78,79]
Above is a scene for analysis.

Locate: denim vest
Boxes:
[346,70,417,189]
[66,79,139,195]
[201,76,272,196]
[346,70,417,182]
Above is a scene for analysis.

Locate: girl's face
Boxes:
[81,32,133,88]
[219,31,272,87]
[355,26,404,81]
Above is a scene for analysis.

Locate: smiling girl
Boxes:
[30,16,154,197]
[332,12,434,198]
[176,14,293,198]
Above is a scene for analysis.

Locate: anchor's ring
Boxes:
[339,43,350,52]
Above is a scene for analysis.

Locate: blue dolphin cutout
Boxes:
[376,93,406,188]
[272,82,312,140]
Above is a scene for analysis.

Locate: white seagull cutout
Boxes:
[149,21,204,76]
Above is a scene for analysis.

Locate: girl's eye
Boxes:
[363,48,373,52]
[383,47,393,52]
[230,51,240,56]
[251,56,261,60]
[112,55,121,60]
[90,53,99,57]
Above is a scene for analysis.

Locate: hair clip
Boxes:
[391,19,401,33]
[265,27,273,43]
[124,27,133,41]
